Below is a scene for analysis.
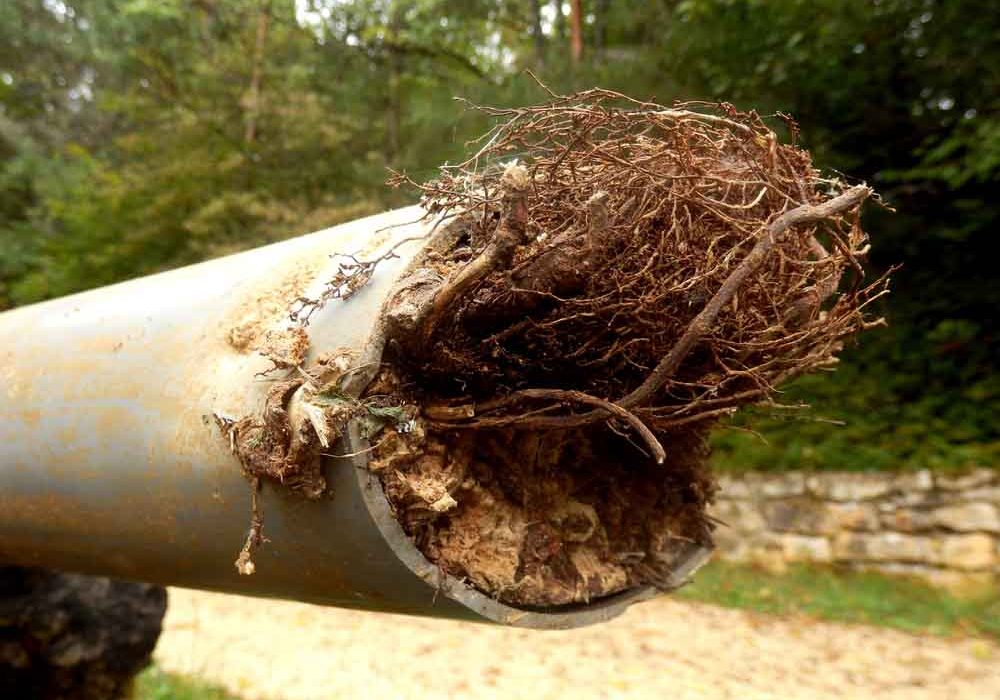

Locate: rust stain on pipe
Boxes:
[20,409,42,428]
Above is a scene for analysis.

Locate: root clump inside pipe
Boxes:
[227,88,890,606]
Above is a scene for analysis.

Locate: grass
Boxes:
[134,667,243,700]
[676,559,1000,640]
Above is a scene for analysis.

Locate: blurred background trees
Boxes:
[1,0,996,471]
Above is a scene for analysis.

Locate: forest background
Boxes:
[2,0,997,472]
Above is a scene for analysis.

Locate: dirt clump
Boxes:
[226,256,327,352]
[371,417,713,607]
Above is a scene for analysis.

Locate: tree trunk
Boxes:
[530,0,546,67]
[243,0,270,145]
[553,0,566,43]
[385,1,404,168]
[570,0,583,64]
[594,0,609,60]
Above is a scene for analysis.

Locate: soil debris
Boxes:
[221,379,326,499]
[256,326,310,374]
[218,347,413,574]
[226,257,327,352]
[371,413,714,607]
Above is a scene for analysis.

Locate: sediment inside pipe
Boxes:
[368,398,715,607]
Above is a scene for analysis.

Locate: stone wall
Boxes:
[711,468,999,592]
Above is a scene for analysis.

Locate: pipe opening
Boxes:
[363,369,715,609]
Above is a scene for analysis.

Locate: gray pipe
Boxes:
[0,207,683,628]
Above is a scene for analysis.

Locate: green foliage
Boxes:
[711,326,1000,473]
[677,560,1000,640]
[657,0,1000,471]
[1,0,997,471]
[134,667,245,700]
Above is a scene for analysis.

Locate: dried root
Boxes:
[219,87,890,605]
[369,87,890,606]
[384,88,888,441]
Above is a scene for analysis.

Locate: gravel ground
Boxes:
[155,588,998,700]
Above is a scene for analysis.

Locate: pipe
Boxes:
[0,207,696,628]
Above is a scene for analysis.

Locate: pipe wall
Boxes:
[0,207,649,628]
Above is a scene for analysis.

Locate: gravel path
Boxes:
[155,588,998,700]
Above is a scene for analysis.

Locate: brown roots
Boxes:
[370,89,888,606]
[387,91,887,427]
[224,87,890,606]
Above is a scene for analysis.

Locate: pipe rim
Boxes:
[345,423,714,629]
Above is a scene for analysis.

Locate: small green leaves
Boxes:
[358,403,412,440]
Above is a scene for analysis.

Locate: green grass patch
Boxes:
[677,560,1000,639]
[134,667,244,700]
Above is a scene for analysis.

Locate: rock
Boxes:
[939,534,997,571]
[761,498,831,535]
[710,526,747,557]
[751,555,788,574]
[916,569,997,595]
[777,534,832,563]
[890,489,947,508]
[715,473,805,499]
[859,563,997,594]
[761,500,878,534]
[935,469,997,491]
[715,475,753,499]
[758,473,806,498]
[964,486,1000,504]
[931,503,1000,533]
[827,502,879,531]
[879,506,936,533]
[892,470,934,493]
[711,531,766,565]
[858,562,935,583]
[747,534,789,573]
[833,532,939,563]
[806,473,893,501]
[712,471,999,580]
[714,532,799,570]
[711,499,766,533]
